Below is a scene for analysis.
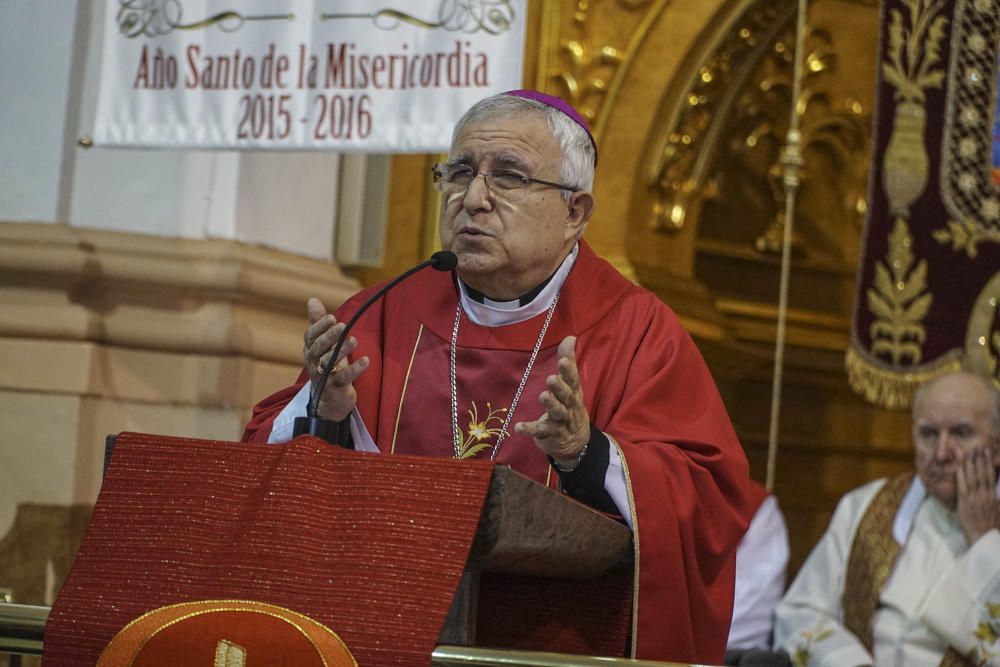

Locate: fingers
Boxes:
[515,417,549,439]
[327,356,370,387]
[305,316,342,351]
[984,447,999,488]
[316,334,356,374]
[957,449,969,497]
[557,336,580,390]
[957,448,996,507]
[540,388,570,422]
[545,374,574,408]
[973,447,995,490]
[306,297,329,324]
[557,335,577,361]
[302,298,364,384]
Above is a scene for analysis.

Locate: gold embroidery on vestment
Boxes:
[390,324,424,454]
[792,627,833,667]
[971,603,1000,664]
[842,474,911,650]
[455,401,508,459]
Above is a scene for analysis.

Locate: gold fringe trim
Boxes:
[845,344,963,410]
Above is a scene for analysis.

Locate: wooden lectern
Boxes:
[43,432,633,666]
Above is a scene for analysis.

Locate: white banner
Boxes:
[93,1,526,151]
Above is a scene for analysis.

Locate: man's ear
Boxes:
[566,191,595,238]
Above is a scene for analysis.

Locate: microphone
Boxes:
[293,250,458,444]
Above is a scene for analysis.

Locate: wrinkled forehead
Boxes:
[914,375,995,419]
[448,115,559,168]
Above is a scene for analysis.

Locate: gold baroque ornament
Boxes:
[866,218,932,365]
[880,0,949,218]
[936,0,1000,256]
[545,0,661,135]
[752,28,870,254]
[964,271,1000,378]
[648,2,870,264]
[649,0,798,232]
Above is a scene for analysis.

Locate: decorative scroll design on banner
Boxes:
[867,219,932,364]
[935,0,1000,256]
[848,0,1000,409]
[321,1,516,35]
[117,0,292,38]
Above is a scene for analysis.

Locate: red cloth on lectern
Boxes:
[43,432,493,666]
[244,241,752,664]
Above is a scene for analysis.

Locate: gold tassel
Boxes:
[845,345,962,410]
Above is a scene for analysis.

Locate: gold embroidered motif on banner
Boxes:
[867,218,932,365]
[964,272,1000,377]
[881,0,948,218]
[454,401,509,460]
[935,0,1000,256]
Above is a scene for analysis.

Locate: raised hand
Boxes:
[956,446,1000,545]
[515,336,590,468]
[302,297,370,421]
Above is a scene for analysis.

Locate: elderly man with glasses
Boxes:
[243,89,753,664]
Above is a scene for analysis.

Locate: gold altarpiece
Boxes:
[1,0,913,610]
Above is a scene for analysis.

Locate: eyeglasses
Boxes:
[431,162,577,201]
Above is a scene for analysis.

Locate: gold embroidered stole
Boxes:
[842,474,974,666]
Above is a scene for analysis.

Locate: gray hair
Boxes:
[912,370,1000,431]
[451,93,596,196]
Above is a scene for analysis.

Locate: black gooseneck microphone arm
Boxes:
[294,250,459,444]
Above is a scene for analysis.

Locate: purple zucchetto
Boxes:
[503,89,597,165]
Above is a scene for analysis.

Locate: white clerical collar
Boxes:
[458,243,579,327]
[892,474,1000,544]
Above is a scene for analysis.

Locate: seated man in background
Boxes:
[774,370,1000,666]
[243,89,752,663]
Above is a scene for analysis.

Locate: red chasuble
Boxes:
[244,241,752,664]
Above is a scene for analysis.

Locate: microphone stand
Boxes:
[294,251,458,445]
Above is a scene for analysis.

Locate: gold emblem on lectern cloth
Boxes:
[215,639,246,667]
